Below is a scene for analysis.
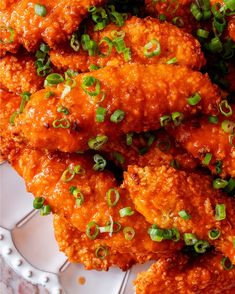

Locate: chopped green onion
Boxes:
[160,115,171,127]
[221,120,235,134]
[112,152,125,165]
[34,4,47,17]
[95,106,106,123]
[106,188,120,207]
[81,76,101,96]
[187,93,201,106]
[89,64,101,71]
[178,210,191,220]
[202,153,212,165]
[215,204,226,221]
[172,112,184,126]
[93,154,107,171]
[215,161,223,175]
[44,73,64,87]
[197,29,209,38]
[184,233,198,245]
[194,240,210,253]
[0,26,15,44]
[57,106,69,115]
[45,91,55,98]
[126,133,133,146]
[224,178,235,193]
[170,159,180,170]
[33,197,45,209]
[69,186,84,207]
[88,135,108,150]
[110,109,125,123]
[9,92,31,126]
[221,256,233,270]
[157,138,171,152]
[104,220,122,234]
[172,17,184,27]
[159,14,167,21]
[224,0,235,11]
[61,165,84,182]
[219,100,233,117]
[109,8,125,27]
[99,37,113,57]
[148,225,164,242]
[123,48,132,62]
[213,17,227,34]
[86,221,99,240]
[166,57,178,65]
[144,39,161,58]
[9,111,18,126]
[119,207,135,217]
[190,3,203,21]
[171,228,181,242]
[123,227,135,240]
[52,118,70,129]
[40,205,51,216]
[208,115,218,124]
[111,30,125,39]
[211,3,224,19]
[70,33,80,52]
[95,246,109,259]
[213,179,228,189]
[113,37,126,53]
[208,37,223,53]
[81,34,98,56]
[208,228,221,240]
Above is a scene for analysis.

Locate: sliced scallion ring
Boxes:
[106,188,120,207]
[86,221,99,240]
[208,228,221,240]
[221,256,233,270]
[194,240,210,253]
[95,246,109,259]
[215,203,226,221]
[88,135,108,150]
[144,39,161,58]
[119,207,134,217]
[219,100,233,117]
[123,227,135,240]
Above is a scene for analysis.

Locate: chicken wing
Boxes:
[0,0,105,55]
[13,63,221,153]
[50,16,205,72]
[169,108,235,178]
[124,165,235,263]
[0,54,43,94]
[134,253,235,294]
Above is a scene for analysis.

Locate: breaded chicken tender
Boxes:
[50,16,205,71]
[134,253,235,294]
[0,0,105,55]
[54,214,158,270]
[169,108,235,178]
[124,165,235,263]
[0,54,43,94]
[13,63,221,153]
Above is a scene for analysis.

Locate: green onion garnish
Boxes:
[33,197,45,209]
[219,100,233,117]
[123,227,135,240]
[160,115,171,127]
[106,188,120,207]
[208,115,218,124]
[40,205,51,216]
[52,118,70,129]
[178,210,191,220]
[81,76,101,96]
[224,0,235,10]
[208,228,221,240]
[88,135,108,150]
[183,233,198,245]
[166,57,178,65]
[194,240,210,253]
[215,161,222,175]
[202,153,212,165]
[110,109,125,123]
[93,154,107,171]
[221,120,235,134]
[190,3,203,21]
[95,246,109,259]
[172,17,184,27]
[215,204,226,221]
[9,92,31,126]
[172,112,184,126]
[208,36,223,53]
[0,26,15,44]
[81,34,98,56]
[44,73,64,87]
[61,164,84,182]
[70,33,80,52]
[69,186,84,207]
[126,133,133,146]
[112,152,125,165]
[213,178,228,189]
[45,91,54,98]
[57,106,69,115]
[221,256,233,270]
[34,3,47,17]
[148,225,164,242]
[96,106,106,123]
[99,37,113,57]
[224,178,235,193]
[119,207,134,217]
[197,29,209,38]
[229,135,235,147]
[187,93,201,106]
[86,221,99,240]
[170,159,180,170]
[89,64,101,71]
[144,39,161,58]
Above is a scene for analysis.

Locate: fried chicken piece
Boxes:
[54,214,158,270]
[228,17,235,42]
[0,0,104,55]
[0,54,43,94]
[124,165,235,263]
[13,63,221,153]
[134,253,235,294]
[50,16,205,72]
[169,109,235,178]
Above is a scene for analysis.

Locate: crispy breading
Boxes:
[13,63,221,153]
[0,0,105,55]
[124,165,235,263]
[134,253,235,294]
[169,109,235,178]
[53,214,161,270]
[0,54,43,94]
[50,16,205,72]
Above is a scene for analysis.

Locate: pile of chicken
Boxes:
[1,0,235,293]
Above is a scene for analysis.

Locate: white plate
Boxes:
[0,162,152,293]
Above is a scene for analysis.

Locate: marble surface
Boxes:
[0,255,49,294]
